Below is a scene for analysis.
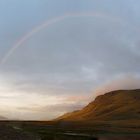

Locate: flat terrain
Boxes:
[0,121,139,140]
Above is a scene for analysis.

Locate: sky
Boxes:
[0,0,140,120]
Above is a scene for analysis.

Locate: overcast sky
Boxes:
[0,0,140,120]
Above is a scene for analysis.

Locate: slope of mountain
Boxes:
[56,89,140,123]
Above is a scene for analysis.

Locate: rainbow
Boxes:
[0,12,123,65]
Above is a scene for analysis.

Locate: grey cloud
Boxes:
[1,16,140,98]
[93,75,140,98]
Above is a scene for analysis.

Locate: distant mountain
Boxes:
[56,89,140,123]
[0,116,7,120]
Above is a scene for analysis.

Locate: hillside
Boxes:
[56,89,140,123]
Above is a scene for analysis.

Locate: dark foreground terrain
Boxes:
[0,89,139,139]
[0,121,139,140]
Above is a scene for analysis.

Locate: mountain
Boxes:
[0,116,7,121]
[56,89,140,123]
[0,116,7,120]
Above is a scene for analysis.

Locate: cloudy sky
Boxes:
[0,0,140,120]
